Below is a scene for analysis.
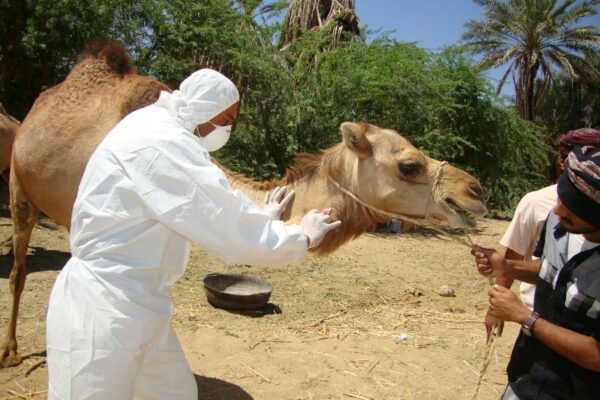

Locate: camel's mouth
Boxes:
[441,197,479,228]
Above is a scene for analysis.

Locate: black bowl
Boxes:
[203,273,273,310]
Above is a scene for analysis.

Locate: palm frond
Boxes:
[460,0,600,119]
[279,0,360,50]
[496,60,517,95]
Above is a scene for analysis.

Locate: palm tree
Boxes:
[279,0,361,51]
[235,0,285,18]
[461,0,600,120]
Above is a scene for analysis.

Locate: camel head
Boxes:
[324,122,486,229]
[221,121,487,254]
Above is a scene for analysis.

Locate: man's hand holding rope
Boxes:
[471,245,512,277]
[487,285,530,325]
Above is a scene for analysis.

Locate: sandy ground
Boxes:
[0,213,520,400]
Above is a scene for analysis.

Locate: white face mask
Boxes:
[200,124,231,152]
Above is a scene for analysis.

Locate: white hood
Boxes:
[155,68,240,132]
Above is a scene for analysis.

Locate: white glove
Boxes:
[299,208,342,249]
[262,186,295,220]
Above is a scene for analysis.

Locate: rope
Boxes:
[471,279,501,400]
[431,161,448,204]
[327,161,474,248]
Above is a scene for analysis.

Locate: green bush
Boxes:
[217,37,548,212]
[1,0,550,213]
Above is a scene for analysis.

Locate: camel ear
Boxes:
[340,122,372,158]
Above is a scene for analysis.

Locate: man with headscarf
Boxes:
[484,128,600,339]
[472,145,600,399]
[46,69,341,399]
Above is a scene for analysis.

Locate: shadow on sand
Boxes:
[195,375,254,400]
[0,247,70,278]
[222,303,282,318]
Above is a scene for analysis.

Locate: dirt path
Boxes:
[0,217,518,399]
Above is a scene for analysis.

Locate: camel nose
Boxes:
[468,183,483,200]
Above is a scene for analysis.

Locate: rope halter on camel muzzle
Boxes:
[327,161,474,248]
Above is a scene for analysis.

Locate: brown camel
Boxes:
[0,41,486,368]
[0,104,19,181]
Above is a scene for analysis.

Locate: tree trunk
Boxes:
[526,71,534,120]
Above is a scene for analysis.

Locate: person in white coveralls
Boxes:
[46,69,341,399]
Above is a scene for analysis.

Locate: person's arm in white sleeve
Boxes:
[499,193,538,258]
[494,194,540,288]
[127,139,311,267]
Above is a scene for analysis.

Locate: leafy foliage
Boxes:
[534,54,600,179]
[0,0,157,119]
[0,0,552,211]
[536,55,600,139]
[461,0,600,121]
[223,37,548,211]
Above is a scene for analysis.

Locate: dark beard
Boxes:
[565,223,598,235]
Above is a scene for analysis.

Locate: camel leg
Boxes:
[0,172,39,368]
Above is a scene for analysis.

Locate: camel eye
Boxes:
[398,162,420,177]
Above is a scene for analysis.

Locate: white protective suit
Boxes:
[46,69,308,399]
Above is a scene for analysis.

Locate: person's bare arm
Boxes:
[496,248,522,287]
[504,259,541,284]
[489,285,600,372]
[533,319,600,372]
[483,248,522,339]
[472,245,540,284]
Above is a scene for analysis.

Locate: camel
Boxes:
[0,41,486,368]
[0,104,19,181]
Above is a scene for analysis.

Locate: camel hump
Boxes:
[79,40,133,75]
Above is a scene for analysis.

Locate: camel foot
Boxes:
[0,349,23,368]
[25,358,47,376]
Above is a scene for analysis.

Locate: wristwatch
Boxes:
[521,311,540,336]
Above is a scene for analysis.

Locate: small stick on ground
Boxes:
[313,351,338,358]
[463,360,481,377]
[249,339,290,351]
[239,362,272,383]
[6,390,28,400]
[5,389,48,400]
[366,359,380,374]
[342,392,373,400]
[307,310,348,328]
[373,376,396,387]
[344,393,370,400]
